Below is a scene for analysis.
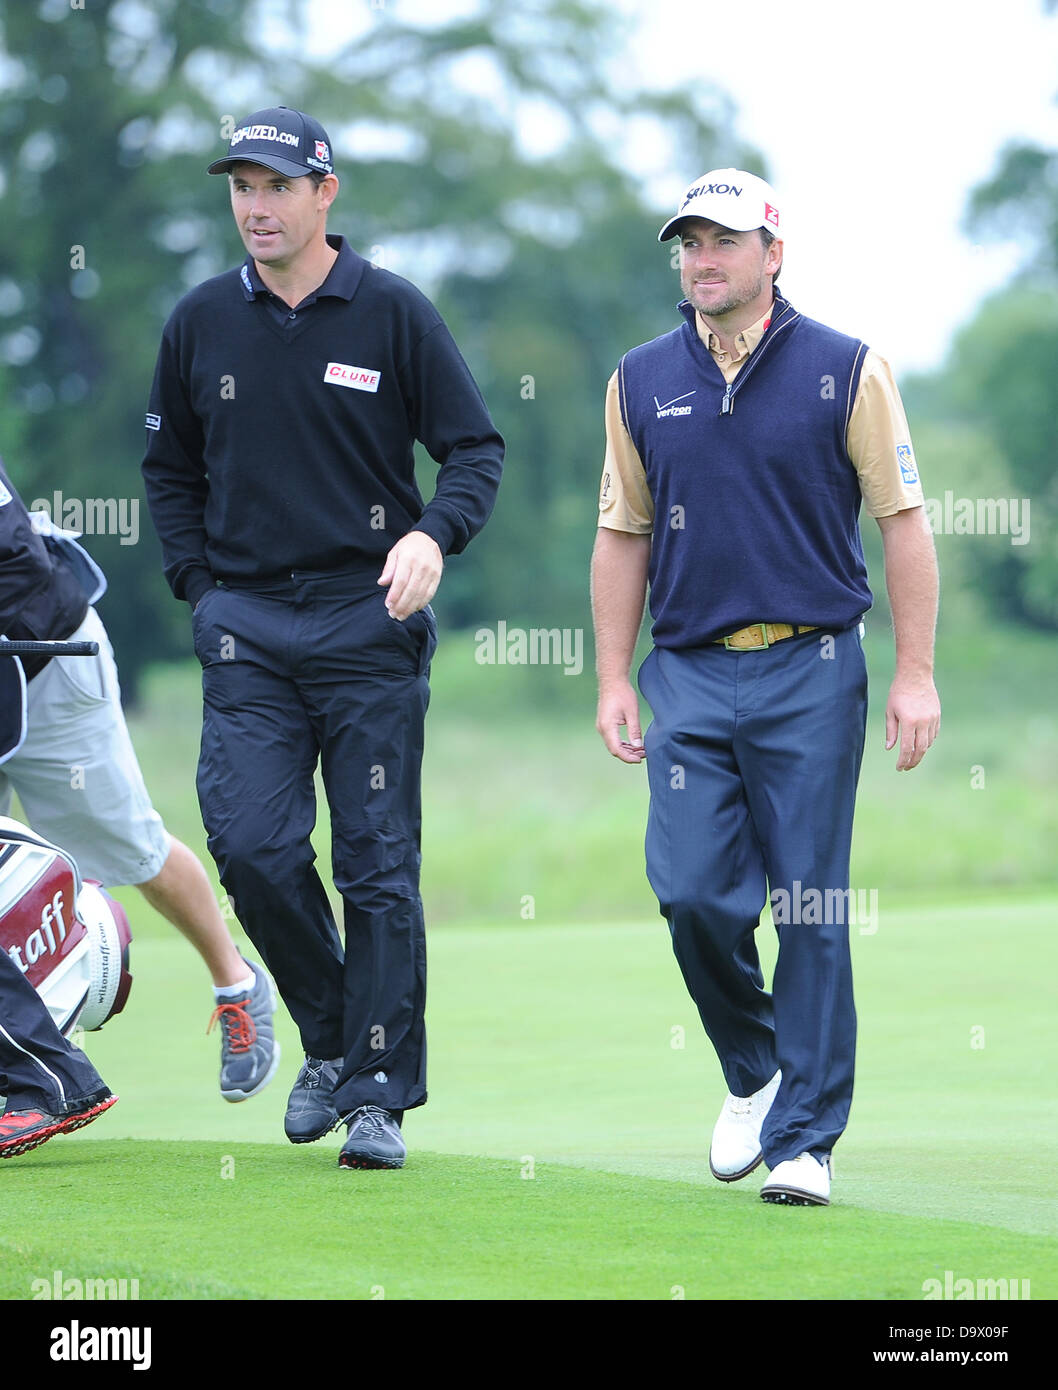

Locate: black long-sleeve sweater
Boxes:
[141,236,504,609]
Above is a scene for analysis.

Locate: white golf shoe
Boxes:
[709,1069,781,1181]
[760,1152,832,1206]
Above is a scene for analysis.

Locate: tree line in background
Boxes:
[0,0,1054,700]
[901,127,1058,635]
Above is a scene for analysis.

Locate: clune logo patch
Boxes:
[655,391,695,419]
[325,363,381,394]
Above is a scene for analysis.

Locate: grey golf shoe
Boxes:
[284,1055,343,1143]
[207,959,280,1102]
[338,1105,406,1170]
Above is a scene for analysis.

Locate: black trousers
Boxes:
[191,570,436,1118]
[0,948,106,1111]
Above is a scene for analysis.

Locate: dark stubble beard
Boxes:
[683,271,765,320]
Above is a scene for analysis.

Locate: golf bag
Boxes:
[0,816,132,1036]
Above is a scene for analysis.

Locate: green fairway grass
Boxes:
[2,625,1054,1301]
[112,625,1058,932]
[1,1141,1052,1301]
[1,899,1054,1300]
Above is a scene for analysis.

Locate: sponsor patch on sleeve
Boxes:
[145,413,161,432]
[896,444,919,485]
[0,481,11,506]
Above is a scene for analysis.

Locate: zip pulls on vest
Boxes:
[715,298,799,417]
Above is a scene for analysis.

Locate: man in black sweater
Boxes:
[142,107,504,1169]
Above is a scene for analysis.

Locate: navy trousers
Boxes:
[191,569,436,1119]
[0,948,106,1111]
[639,626,868,1166]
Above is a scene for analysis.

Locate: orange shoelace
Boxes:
[206,998,257,1052]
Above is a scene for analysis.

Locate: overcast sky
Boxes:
[613,0,1058,375]
[312,0,1058,378]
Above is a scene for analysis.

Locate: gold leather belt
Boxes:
[714,623,819,651]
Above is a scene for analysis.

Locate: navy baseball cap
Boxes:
[207,106,335,178]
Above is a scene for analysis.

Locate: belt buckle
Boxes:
[724,622,769,651]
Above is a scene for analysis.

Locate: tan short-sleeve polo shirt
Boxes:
[597,302,925,533]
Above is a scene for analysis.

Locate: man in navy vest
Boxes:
[591,169,940,1206]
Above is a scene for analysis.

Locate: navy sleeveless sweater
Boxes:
[618,294,873,649]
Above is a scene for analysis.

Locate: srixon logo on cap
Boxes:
[683,180,743,204]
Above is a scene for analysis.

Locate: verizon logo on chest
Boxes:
[654,390,695,419]
[324,362,382,393]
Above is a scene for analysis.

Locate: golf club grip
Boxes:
[0,640,100,657]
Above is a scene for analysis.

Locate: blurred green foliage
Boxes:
[2,0,1054,700]
[0,0,758,695]
[902,285,1058,633]
[902,90,1058,632]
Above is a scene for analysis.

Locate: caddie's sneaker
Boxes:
[338,1105,406,1170]
[709,1068,781,1181]
[284,1055,343,1143]
[0,1089,117,1159]
[760,1152,832,1206]
[207,959,280,1102]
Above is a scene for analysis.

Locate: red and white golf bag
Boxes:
[0,817,132,1036]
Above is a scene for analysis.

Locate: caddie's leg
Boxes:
[734,627,868,1167]
[2,607,248,990]
[296,573,436,1120]
[134,837,248,989]
[639,644,779,1099]
[192,583,344,1059]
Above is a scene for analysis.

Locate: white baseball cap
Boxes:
[658,168,781,242]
